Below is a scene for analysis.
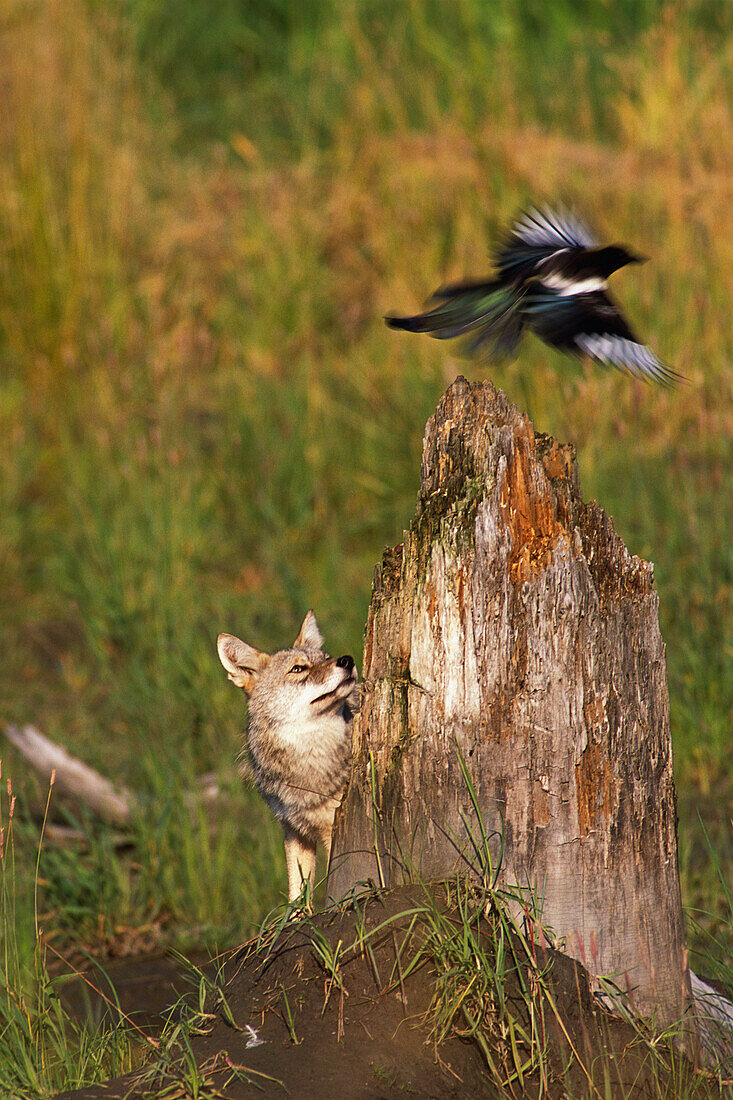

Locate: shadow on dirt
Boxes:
[57,949,215,1036]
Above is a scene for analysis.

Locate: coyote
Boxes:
[217,611,358,903]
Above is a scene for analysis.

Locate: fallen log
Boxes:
[4,724,133,828]
[2,724,225,830]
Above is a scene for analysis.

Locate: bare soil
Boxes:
[55,886,700,1100]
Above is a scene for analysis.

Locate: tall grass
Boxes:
[0,0,730,1026]
[0,772,142,1096]
[128,0,729,149]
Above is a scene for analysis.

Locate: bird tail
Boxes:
[385,280,524,361]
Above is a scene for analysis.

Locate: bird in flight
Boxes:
[386,207,680,385]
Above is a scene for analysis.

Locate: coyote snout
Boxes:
[216,611,358,903]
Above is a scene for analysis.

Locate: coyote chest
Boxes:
[217,611,358,903]
[247,683,354,815]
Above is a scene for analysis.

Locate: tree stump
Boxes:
[329,376,691,1028]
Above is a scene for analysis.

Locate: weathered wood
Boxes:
[329,376,690,1028]
[3,724,226,829]
[4,724,133,828]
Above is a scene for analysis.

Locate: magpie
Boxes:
[386,206,680,385]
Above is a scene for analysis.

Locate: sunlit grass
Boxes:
[0,762,284,1096]
[0,0,729,1057]
[0,773,145,1097]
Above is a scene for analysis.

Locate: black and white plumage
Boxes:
[386,206,680,385]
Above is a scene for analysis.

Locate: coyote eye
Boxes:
[289,664,307,674]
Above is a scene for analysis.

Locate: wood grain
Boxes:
[329,376,690,1027]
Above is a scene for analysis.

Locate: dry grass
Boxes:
[0,0,730,1040]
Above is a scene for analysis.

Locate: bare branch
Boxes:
[2,725,234,832]
[4,724,134,828]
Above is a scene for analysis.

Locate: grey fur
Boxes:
[217,611,358,902]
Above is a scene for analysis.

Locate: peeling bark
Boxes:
[329,376,690,1028]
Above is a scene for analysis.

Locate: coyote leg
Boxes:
[283,827,317,903]
[318,820,335,878]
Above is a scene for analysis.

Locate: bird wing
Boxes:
[386,281,507,339]
[495,206,598,281]
[525,288,681,385]
[385,281,524,360]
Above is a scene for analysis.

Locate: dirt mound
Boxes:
[55,885,694,1099]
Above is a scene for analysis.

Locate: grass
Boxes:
[0,0,731,1092]
[195,864,730,1098]
[407,877,729,1098]
[127,0,729,151]
[1,770,731,1096]
[0,772,145,1096]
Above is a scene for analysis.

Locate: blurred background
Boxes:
[0,0,731,982]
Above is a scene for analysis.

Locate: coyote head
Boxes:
[217,610,359,732]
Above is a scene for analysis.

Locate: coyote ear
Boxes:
[293,610,323,650]
[217,633,268,695]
